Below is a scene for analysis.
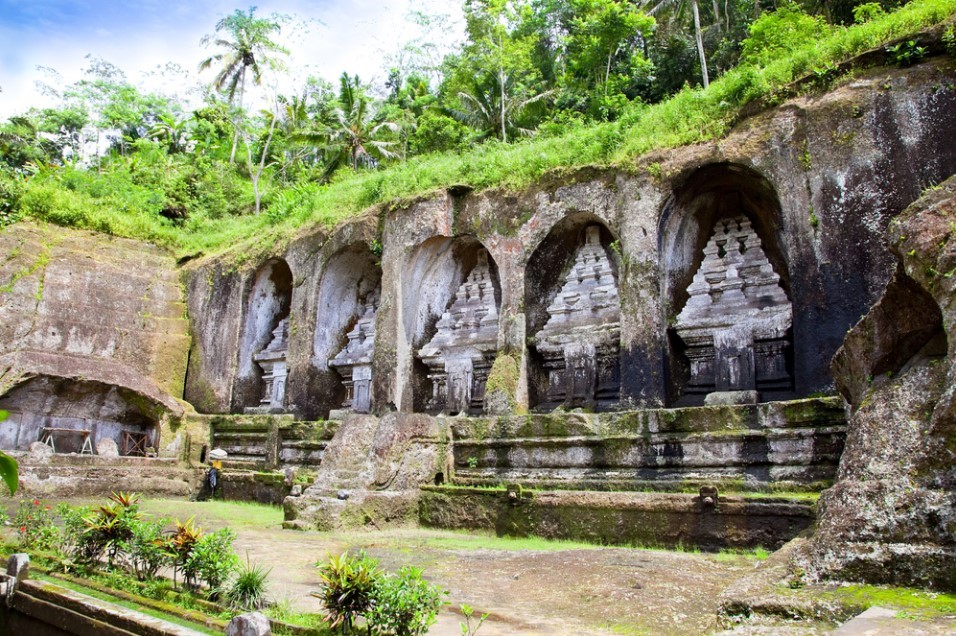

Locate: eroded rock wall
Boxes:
[183,57,956,419]
[0,223,189,395]
[797,174,956,590]
[0,223,190,457]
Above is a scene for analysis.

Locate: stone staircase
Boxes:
[283,413,444,530]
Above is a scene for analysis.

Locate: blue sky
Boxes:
[0,0,463,118]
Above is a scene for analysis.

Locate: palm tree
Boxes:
[306,73,400,181]
[448,71,553,143]
[198,8,288,162]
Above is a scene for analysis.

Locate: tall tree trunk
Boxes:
[692,0,710,88]
[230,71,247,164]
[713,0,721,31]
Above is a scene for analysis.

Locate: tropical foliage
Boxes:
[0,0,953,258]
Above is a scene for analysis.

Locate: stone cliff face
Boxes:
[182,57,956,422]
[797,175,956,590]
[0,223,189,455]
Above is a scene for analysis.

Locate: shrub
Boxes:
[79,491,141,569]
[740,4,832,67]
[366,566,447,636]
[313,550,383,633]
[15,498,58,551]
[123,516,172,580]
[169,518,203,589]
[185,527,240,599]
[226,555,271,610]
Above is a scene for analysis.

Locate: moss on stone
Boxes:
[484,354,525,415]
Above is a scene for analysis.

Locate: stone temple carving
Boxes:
[247,317,290,413]
[674,214,792,403]
[417,250,499,415]
[533,226,621,410]
[329,296,378,414]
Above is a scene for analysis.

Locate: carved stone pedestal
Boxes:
[246,317,290,414]
[329,299,377,414]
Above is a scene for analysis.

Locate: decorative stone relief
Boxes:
[247,317,289,413]
[329,295,378,413]
[533,225,621,410]
[674,215,792,402]
[417,250,499,414]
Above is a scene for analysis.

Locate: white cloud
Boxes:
[0,0,463,119]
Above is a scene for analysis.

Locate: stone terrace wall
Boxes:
[183,57,956,419]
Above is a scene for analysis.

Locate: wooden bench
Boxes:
[39,428,94,455]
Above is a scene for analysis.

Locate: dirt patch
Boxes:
[135,499,756,635]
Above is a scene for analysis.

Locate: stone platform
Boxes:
[450,397,846,491]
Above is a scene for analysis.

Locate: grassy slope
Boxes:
[11,0,956,259]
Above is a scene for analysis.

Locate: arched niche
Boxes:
[0,377,160,455]
[525,214,622,411]
[233,258,294,412]
[404,236,501,414]
[659,163,794,406]
[315,244,381,416]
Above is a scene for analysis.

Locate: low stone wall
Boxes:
[451,398,846,490]
[219,470,292,505]
[420,486,815,550]
[13,453,199,498]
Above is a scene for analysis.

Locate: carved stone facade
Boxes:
[329,297,378,413]
[674,215,792,403]
[247,317,290,413]
[417,250,499,414]
[532,226,621,410]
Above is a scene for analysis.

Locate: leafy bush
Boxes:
[226,555,271,610]
[15,498,58,551]
[741,4,832,67]
[169,518,203,589]
[365,566,447,636]
[123,516,172,580]
[184,527,240,599]
[313,550,383,633]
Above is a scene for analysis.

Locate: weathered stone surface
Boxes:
[420,487,814,550]
[450,398,846,489]
[246,317,290,413]
[284,412,446,529]
[0,222,190,398]
[10,453,198,497]
[531,225,621,410]
[226,612,272,636]
[417,249,499,414]
[675,215,792,403]
[0,350,184,456]
[329,296,377,413]
[796,174,956,590]
[27,441,53,459]
[181,58,956,419]
[96,437,120,458]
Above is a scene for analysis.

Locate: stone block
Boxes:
[704,391,759,406]
[96,437,120,457]
[226,612,272,636]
